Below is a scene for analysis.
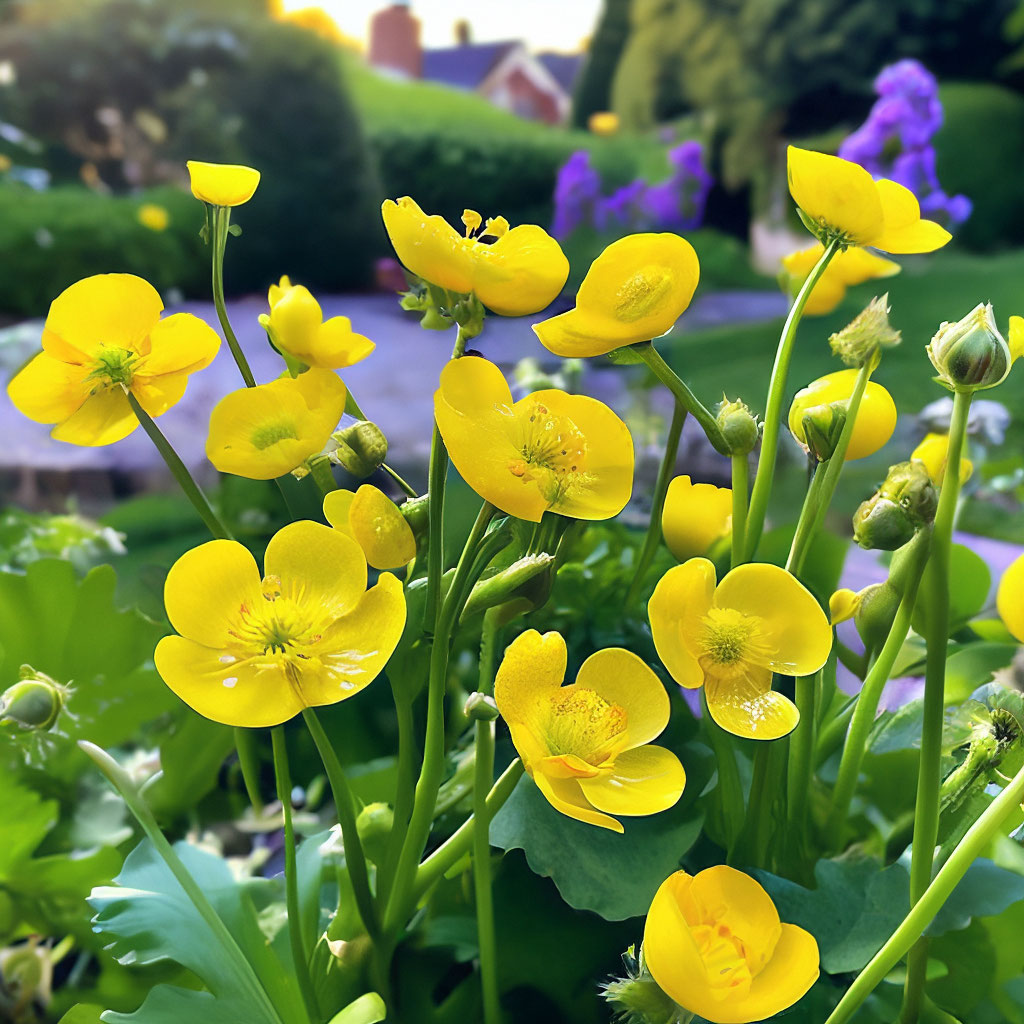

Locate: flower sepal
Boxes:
[460,552,556,622]
[601,946,684,1024]
[853,460,937,550]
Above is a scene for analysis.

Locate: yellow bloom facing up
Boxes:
[8,274,219,447]
[434,356,634,523]
[648,559,832,739]
[206,369,347,480]
[494,629,686,833]
[323,485,416,571]
[154,520,405,728]
[381,196,569,317]
[644,866,819,1024]
[261,276,375,370]
[789,370,897,461]
[787,146,951,254]
[533,233,700,357]
[137,203,170,232]
[186,160,261,207]
[661,475,732,562]
[781,243,900,316]
[997,553,1024,643]
[911,432,974,486]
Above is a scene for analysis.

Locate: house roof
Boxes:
[536,52,584,94]
[422,41,521,90]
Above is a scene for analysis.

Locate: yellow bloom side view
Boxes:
[323,485,416,571]
[154,520,406,728]
[911,432,974,486]
[997,553,1024,644]
[206,369,347,480]
[643,865,820,1024]
[434,356,634,523]
[533,232,700,357]
[8,274,219,447]
[661,475,732,562]
[186,160,261,207]
[781,243,900,317]
[494,629,686,833]
[382,196,569,317]
[648,559,832,739]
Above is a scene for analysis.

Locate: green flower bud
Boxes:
[460,553,556,621]
[716,398,760,455]
[331,420,388,479]
[464,691,500,722]
[829,294,901,367]
[601,946,683,1024]
[853,461,937,550]
[355,802,394,867]
[927,303,1013,392]
[800,401,847,463]
[0,667,66,731]
[398,493,430,542]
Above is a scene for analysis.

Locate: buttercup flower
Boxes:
[434,356,633,522]
[155,521,405,727]
[588,111,620,136]
[787,146,951,253]
[649,559,832,739]
[781,243,900,316]
[137,203,170,232]
[533,233,700,357]
[643,866,820,1024]
[261,276,375,370]
[911,432,973,486]
[323,485,416,570]
[494,629,686,833]
[186,160,261,207]
[997,553,1024,643]
[206,369,347,480]
[381,196,568,317]
[661,476,732,562]
[8,274,219,446]
[789,370,897,461]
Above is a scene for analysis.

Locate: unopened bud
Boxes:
[0,667,66,731]
[716,398,760,455]
[800,401,847,462]
[829,294,901,367]
[601,947,681,1024]
[927,303,1013,392]
[331,420,388,479]
[464,691,500,722]
[829,588,862,625]
[852,461,937,550]
[398,493,430,542]
[355,802,394,866]
[461,553,556,621]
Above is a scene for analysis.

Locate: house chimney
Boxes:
[368,3,422,78]
[454,19,471,46]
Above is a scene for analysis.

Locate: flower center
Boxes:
[87,347,137,389]
[543,685,627,765]
[506,400,591,503]
[614,267,673,323]
[689,921,755,996]
[250,420,300,450]
[699,607,774,678]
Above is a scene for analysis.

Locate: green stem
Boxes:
[379,689,417,904]
[730,453,749,568]
[271,728,320,1024]
[234,726,264,815]
[901,388,973,1023]
[826,757,1024,1024]
[702,691,745,855]
[624,401,686,607]
[787,670,819,836]
[735,742,773,867]
[125,390,232,540]
[302,709,380,940]
[745,239,840,559]
[381,462,419,499]
[308,457,337,497]
[785,463,826,575]
[211,206,257,388]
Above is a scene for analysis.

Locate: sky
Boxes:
[281,0,602,51]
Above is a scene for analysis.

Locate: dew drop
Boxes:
[223,676,238,688]
[219,654,236,664]
[340,680,355,691]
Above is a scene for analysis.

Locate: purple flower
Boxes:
[551,150,602,240]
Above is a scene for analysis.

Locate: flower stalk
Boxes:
[210,206,257,388]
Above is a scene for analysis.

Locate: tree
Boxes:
[571,0,632,129]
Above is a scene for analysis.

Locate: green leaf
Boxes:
[327,993,386,1024]
[144,714,235,818]
[58,1007,106,1024]
[944,643,1018,704]
[928,858,1024,935]
[490,773,703,921]
[913,543,991,636]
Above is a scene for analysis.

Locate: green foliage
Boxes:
[570,0,631,128]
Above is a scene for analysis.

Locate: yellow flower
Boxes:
[788,370,897,461]
[137,203,170,232]
[781,243,900,316]
[186,160,261,207]
[648,559,832,739]
[381,196,569,317]
[154,520,405,728]
[494,629,686,833]
[434,356,634,523]
[644,866,819,1024]
[206,369,347,480]
[661,475,732,561]
[588,111,620,136]
[911,432,973,486]
[261,276,375,370]
[533,233,700,357]
[997,553,1024,643]
[323,485,416,570]
[828,588,862,625]
[787,146,951,253]
[7,274,219,447]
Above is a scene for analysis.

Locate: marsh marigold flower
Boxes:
[911,432,973,486]
[494,629,685,833]
[206,369,347,479]
[997,553,1024,643]
[323,485,416,570]
[382,197,568,317]
[787,146,950,253]
[661,476,732,562]
[8,274,219,446]
[649,559,832,739]
[781,243,899,316]
[434,356,633,522]
[789,370,897,461]
[187,160,261,207]
[261,276,375,370]
[533,233,700,357]
[643,866,819,1024]
[137,203,170,232]
[154,520,405,727]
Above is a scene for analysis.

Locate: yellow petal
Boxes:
[381,196,473,295]
[531,768,623,833]
[268,275,293,308]
[312,316,376,370]
[186,160,261,207]
[661,475,733,561]
[829,246,901,286]
[494,629,567,729]
[132,371,189,421]
[578,745,685,816]
[911,432,973,486]
[802,276,847,317]
[1009,315,1024,364]
[713,563,832,677]
[574,648,670,748]
[7,352,89,425]
[471,224,569,317]
[724,924,819,1023]
[786,146,883,244]
[871,178,951,254]
[829,588,861,625]
[139,312,221,377]
[648,559,716,689]
[50,389,138,447]
[997,553,1024,644]
[705,664,801,740]
[267,284,323,363]
[323,489,356,535]
[346,484,417,570]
